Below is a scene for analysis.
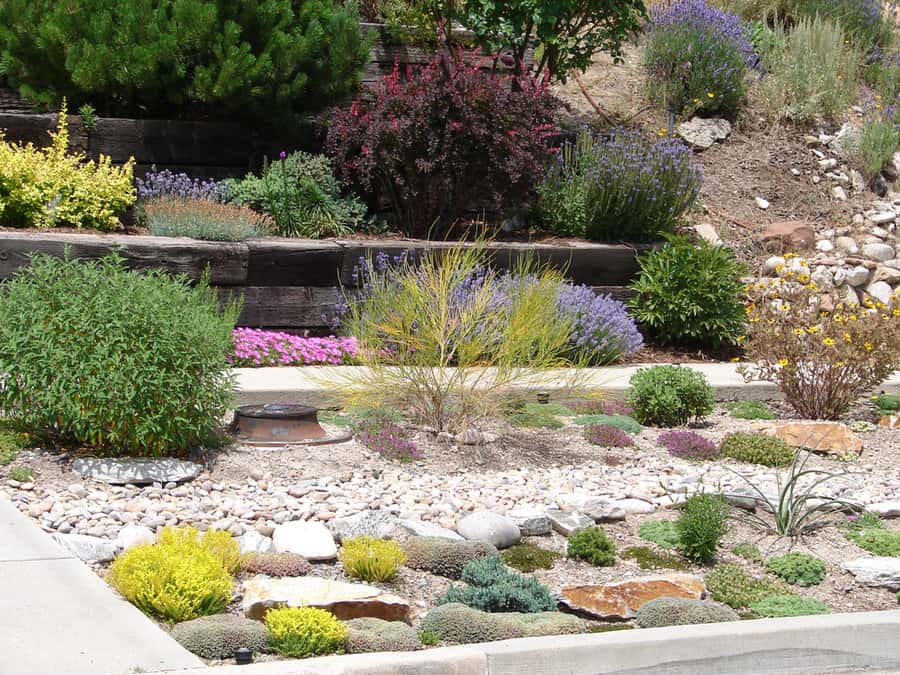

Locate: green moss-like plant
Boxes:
[705,563,793,610]
[339,536,407,582]
[403,537,498,580]
[846,528,900,556]
[725,400,776,420]
[720,432,796,467]
[420,603,584,644]
[265,607,348,658]
[501,543,559,572]
[749,593,829,617]
[345,618,421,654]
[765,552,826,586]
[621,546,689,571]
[573,414,642,434]
[8,466,33,482]
[170,615,268,659]
[0,425,26,465]
[567,527,616,567]
[676,493,728,564]
[508,410,564,429]
[438,556,556,613]
[634,597,740,628]
[639,520,681,550]
[731,543,762,563]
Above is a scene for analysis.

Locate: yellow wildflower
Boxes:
[784,253,796,259]
[793,327,805,335]
[707,92,715,98]
[823,337,835,346]
[806,326,820,334]
[835,361,845,367]
[849,314,857,321]
[778,358,789,366]
[864,341,874,351]
[844,332,852,343]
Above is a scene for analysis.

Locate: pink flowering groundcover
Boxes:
[229,328,357,367]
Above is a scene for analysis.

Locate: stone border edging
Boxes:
[155,610,900,675]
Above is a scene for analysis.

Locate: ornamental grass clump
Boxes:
[145,198,272,241]
[0,253,238,456]
[230,329,358,367]
[659,430,720,460]
[741,258,900,419]
[538,129,701,243]
[644,0,756,116]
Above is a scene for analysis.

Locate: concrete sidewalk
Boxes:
[235,363,900,407]
[0,499,203,675]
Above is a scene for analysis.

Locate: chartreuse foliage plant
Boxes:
[108,527,236,622]
[0,101,134,230]
[629,236,747,348]
[741,259,900,420]
[265,607,348,658]
[0,0,370,123]
[749,594,829,617]
[628,365,715,427]
[720,433,795,467]
[705,563,793,609]
[339,536,407,582]
[337,244,585,432]
[0,253,238,456]
[639,520,681,550]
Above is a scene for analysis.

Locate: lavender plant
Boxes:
[643,0,756,116]
[136,168,229,203]
[538,129,701,243]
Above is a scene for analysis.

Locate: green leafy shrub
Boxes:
[439,556,556,613]
[639,520,681,550]
[628,365,715,427]
[538,130,701,243]
[873,394,900,415]
[0,254,238,456]
[241,553,312,577]
[621,546,690,570]
[567,527,616,566]
[765,552,826,586]
[725,401,776,420]
[0,0,370,123]
[677,493,729,563]
[345,618,421,654]
[573,414,642,434]
[265,607,348,658]
[404,537,498,579]
[108,527,235,622]
[720,433,795,467]
[705,563,792,609]
[171,615,269,659]
[226,152,367,237]
[629,236,746,348]
[339,536,407,582]
[857,109,900,178]
[634,597,740,628]
[145,198,271,241]
[0,102,134,230]
[420,603,585,644]
[501,543,559,573]
[749,593,829,617]
[757,16,860,123]
[643,0,754,116]
[731,543,763,563]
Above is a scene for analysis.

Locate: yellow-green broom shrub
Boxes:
[339,536,407,582]
[265,607,349,658]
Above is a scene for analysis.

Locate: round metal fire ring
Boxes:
[234,403,349,446]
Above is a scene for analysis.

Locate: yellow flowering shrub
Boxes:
[338,536,407,582]
[741,259,900,419]
[0,101,134,230]
[157,526,241,574]
[108,526,234,622]
[265,607,348,658]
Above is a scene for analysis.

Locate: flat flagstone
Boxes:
[72,457,202,485]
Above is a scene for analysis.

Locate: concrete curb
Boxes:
[157,610,900,674]
[235,363,900,408]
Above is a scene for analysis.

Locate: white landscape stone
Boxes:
[676,117,731,150]
[52,533,117,562]
[329,509,399,543]
[238,529,274,555]
[72,457,202,485]
[863,243,896,262]
[546,509,595,535]
[272,521,337,561]
[456,511,521,549]
[116,524,156,551]
[613,498,657,515]
[400,519,463,541]
[842,558,900,589]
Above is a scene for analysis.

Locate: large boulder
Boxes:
[241,575,411,621]
[403,536,497,580]
[842,558,900,589]
[329,510,399,543]
[634,597,739,628]
[456,511,521,549]
[170,615,268,659]
[345,618,421,654]
[758,221,816,252]
[754,421,862,456]
[272,521,336,561]
[559,573,706,620]
[419,603,585,645]
[72,457,202,485]
[52,533,117,562]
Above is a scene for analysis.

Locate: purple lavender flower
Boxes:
[658,430,719,460]
[136,167,228,203]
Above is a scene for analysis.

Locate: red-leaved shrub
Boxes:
[325,46,559,236]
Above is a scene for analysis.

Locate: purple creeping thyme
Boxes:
[136,167,229,203]
[355,420,422,462]
[229,329,357,367]
[658,430,719,460]
[585,424,635,447]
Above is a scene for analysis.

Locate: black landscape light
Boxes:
[234,648,253,665]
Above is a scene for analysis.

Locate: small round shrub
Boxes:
[628,236,747,349]
[403,537,498,580]
[241,553,312,577]
[264,607,348,658]
[720,432,796,467]
[339,536,407,582]
[584,424,635,448]
[0,254,238,456]
[639,520,681,550]
[634,597,740,628]
[170,615,268,659]
[658,430,719,460]
[575,414,642,434]
[439,556,556,613]
[749,593,829,617]
[419,603,584,645]
[765,552,827,586]
[501,543,559,573]
[567,527,616,567]
[108,533,234,622]
[846,528,900,556]
[725,400,776,420]
[628,365,715,427]
[157,527,240,575]
[621,546,689,571]
[731,543,762,563]
[345,618,421,654]
[705,563,793,610]
[676,493,729,564]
